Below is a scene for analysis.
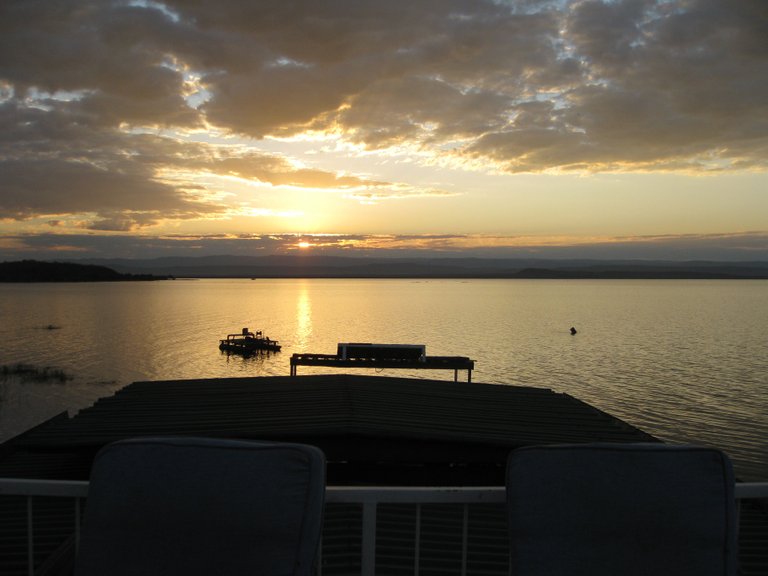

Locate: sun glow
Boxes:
[297,241,313,249]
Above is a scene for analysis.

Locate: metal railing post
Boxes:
[361,501,377,576]
[414,503,421,576]
[75,497,82,554]
[27,496,34,576]
[461,503,469,576]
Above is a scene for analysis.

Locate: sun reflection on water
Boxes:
[295,281,312,351]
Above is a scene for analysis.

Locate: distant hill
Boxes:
[0,260,170,282]
[69,255,768,279]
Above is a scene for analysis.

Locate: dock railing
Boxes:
[1,479,767,576]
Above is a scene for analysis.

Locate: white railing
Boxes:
[1,479,767,576]
[324,486,507,576]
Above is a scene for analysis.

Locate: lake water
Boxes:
[1,278,766,481]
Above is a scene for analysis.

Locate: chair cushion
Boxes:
[506,443,736,576]
[75,437,325,576]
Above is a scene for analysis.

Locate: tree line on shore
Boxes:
[0,260,170,282]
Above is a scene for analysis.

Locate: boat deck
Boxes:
[219,338,280,353]
[219,328,281,354]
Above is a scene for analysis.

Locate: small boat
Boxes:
[219,328,281,354]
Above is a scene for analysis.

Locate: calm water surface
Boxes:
[1,279,766,480]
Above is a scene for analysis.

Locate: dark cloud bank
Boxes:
[4,230,768,262]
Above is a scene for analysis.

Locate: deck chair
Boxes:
[506,443,736,576]
[74,437,325,576]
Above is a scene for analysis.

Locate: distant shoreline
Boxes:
[3,257,767,281]
[171,271,768,280]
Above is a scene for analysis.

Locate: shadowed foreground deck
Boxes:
[0,375,766,575]
[0,374,657,483]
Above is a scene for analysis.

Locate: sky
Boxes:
[1,0,767,261]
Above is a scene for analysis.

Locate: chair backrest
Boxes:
[74,437,325,576]
[506,443,736,576]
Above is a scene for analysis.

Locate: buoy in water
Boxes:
[570,327,577,335]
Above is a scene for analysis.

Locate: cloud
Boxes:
[1,0,766,247]
[466,0,768,172]
[0,99,407,227]
[0,102,225,226]
[207,154,387,189]
[2,0,765,173]
[0,1,199,128]
[187,0,768,172]
[345,185,458,203]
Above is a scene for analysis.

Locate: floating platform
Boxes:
[290,352,475,381]
[219,328,280,354]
